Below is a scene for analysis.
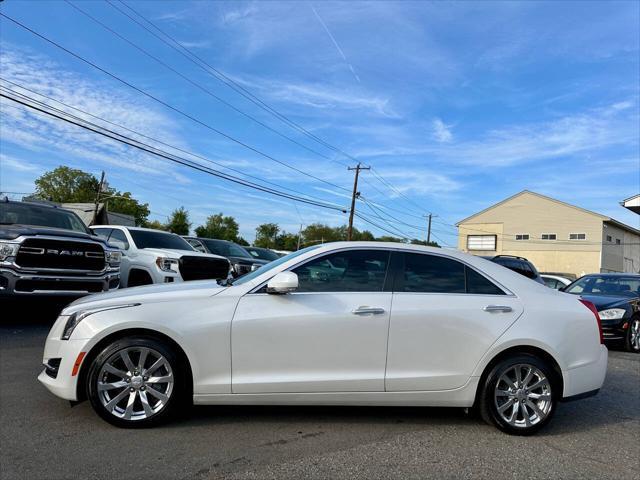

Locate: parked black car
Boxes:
[244,246,280,262]
[562,273,640,352]
[0,199,121,297]
[183,237,268,277]
[482,255,545,285]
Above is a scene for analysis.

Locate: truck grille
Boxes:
[16,238,105,271]
[179,256,229,281]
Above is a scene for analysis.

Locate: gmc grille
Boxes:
[16,238,105,271]
[179,256,229,281]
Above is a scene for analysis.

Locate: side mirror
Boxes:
[267,271,298,294]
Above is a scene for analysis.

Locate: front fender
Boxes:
[72,296,238,395]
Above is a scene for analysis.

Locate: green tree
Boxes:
[165,206,191,235]
[236,237,250,246]
[255,223,280,248]
[410,238,440,248]
[301,223,344,245]
[194,213,239,241]
[34,166,98,202]
[376,235,405,243]
[276,232,300,251]
[143,219,166,230]
[34,166,150,226]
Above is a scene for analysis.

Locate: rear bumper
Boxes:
[562,345,608,399]
[0,268,119,297]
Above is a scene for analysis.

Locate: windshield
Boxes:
[232,245,321,286]
[129,230,195,251]
[202,239,251,258]
[565,275,640,296]
[246,247,280,261]
[0,202,89,233]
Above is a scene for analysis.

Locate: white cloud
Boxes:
[432,118,453,143]
[0,46,192,181]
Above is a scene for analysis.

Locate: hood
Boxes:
[0,224,108,244]
[578,293,638,311]
[140,248,227,261]
[64,280,226,314]
[228,255,269,265]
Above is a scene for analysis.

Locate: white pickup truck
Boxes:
[90,226,230,287]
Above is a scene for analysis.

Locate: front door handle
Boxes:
[352,306,386,315]
[483,305,513,313]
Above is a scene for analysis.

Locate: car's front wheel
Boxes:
[86,336,187,427]
[626,317,640,353]
[479,354,558,435]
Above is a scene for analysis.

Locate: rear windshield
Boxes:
[129,230,195,251]
[0,202,89,233]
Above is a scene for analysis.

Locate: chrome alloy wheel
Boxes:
[97,347,174,421]
[494,364,552,428]
[631,319,640,351]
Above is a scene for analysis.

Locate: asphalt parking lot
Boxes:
[1,303,638,480]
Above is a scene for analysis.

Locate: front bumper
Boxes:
[601,317,632,342]
[562,344,608,399]
[38,328,90,401]
[0,267,120,297]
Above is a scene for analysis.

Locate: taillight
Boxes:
[579,299,604,344]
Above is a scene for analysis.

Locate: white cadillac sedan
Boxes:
[39,242,607,435]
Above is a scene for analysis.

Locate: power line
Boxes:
[63,0,345,170]
[107,0,433,216]
[0,12,351,195]
[0,90,349,213]
[0,77,341,204]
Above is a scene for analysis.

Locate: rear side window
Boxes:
[92,228,112,240]
[397,253,505,295]
[466,267,506,295]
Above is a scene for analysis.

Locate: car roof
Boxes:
[92,225,177,234]
[186,237,231,244]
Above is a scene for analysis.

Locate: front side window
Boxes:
[397,253,505,295]
[186,239,206,253]
[292,249,390,292]
[92,228,112,240]
[108,229,130,250]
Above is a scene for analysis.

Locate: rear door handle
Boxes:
[483,305,513,313]
[352,307,386,315]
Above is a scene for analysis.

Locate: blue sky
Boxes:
[0,0,638,245]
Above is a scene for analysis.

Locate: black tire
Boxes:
[479,354,558,435]
[625,316,640,353]
[86,336,188,428]
[127,270,153,287]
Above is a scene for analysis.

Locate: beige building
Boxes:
[457,191,640,277]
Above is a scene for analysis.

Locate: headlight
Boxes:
[155,257,179,273]
[597,308,626,320]
[251,263,261,272]
[0,241,19,261]
[61,303,140,340]
[105,250,121,265]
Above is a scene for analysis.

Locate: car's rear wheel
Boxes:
[625,317,640,353]
[86,337,186,427]
[479,354,557,435]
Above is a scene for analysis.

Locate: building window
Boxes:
[616,238,621,245]
[541,233,557,240]
[569,233,586,240]
[515,234,529,240]
[606,235,612,242]
[467,235,497,251]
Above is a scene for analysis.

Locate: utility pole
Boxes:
[347,163,370,241]
[92,171,105,226]
[296,223,303,251]
[425,213,438,244]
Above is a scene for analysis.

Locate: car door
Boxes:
[231,248,393,393]
[385,251,524,392]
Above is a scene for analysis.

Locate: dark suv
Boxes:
[183,237,268,277]
[483,255,545,285]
